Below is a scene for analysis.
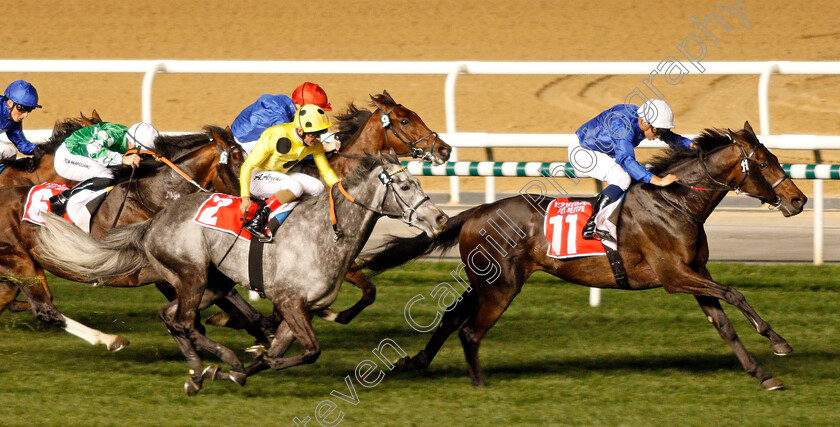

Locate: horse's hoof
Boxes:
[245,344,267,359]
[228,370,247,386]
[206,313,230,327]
[772,342,793,356]
[108,336,130,352]
[761,377,785,391]
[184,378,201,396]
[202,365,220,381]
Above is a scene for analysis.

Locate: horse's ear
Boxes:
[80,112,94,127]
[744,121,755,136]
[91,110,101,121]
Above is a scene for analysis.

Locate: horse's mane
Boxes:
[341,153,397,188]
[333,104,373,144]
[153,127,221,160]
[647,128,737,175]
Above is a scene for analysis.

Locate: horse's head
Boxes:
[207,126,245,194]
[369,91,451,165]
[79,110,102,127]
[346,152,448,237]
[702,122,806,216]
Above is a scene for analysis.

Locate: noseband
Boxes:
[378,104,439,162]
[328,165,433,242]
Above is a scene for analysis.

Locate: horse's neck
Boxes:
[642,154,731,223]
[317,180,383,253]
[330,122,384,177]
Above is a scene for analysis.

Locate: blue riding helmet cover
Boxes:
[4,80,42,108]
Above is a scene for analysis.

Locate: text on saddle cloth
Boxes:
[193,193,275,242]
[543,197,623,259]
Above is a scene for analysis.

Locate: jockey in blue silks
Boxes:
[0,80,42,162]
[231,82,338,155]
[568,99,695,239]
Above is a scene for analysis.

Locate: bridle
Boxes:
[377,104,439,162]
[686,138,785,205]
[328,165,433,242]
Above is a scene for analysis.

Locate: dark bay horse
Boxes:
[360,122,807,390]
[0,126,246,350]
[0,111,102,187]
[37,154,448,395]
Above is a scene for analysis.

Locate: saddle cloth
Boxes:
[192,193,261,241]
[543,196,623,260]
[22,182,72,226]
[21,182,110,233]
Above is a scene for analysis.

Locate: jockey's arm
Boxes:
[613,138,653,184]
[660,131,693,149]
[313,145,339,187]
[6,125,37,155]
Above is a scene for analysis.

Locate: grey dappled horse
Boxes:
[37,153,447,395]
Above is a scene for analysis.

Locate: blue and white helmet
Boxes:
[126,122,160,150]
[4,80,42,108]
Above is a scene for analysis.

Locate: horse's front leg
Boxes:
[661,262,786,389]
[320,264,376,324]
[254,299,320,372]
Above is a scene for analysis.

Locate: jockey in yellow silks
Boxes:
[238,104,339,242]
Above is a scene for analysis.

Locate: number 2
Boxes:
[197,195,233,226]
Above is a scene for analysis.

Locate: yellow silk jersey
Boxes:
[239,122,339,197]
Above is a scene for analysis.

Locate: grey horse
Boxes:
[37,153,447,395]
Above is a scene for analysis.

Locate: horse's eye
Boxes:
[400,184,410,191]
[760,162,768,169]
[400,119,409,125]
[235,164,240,169]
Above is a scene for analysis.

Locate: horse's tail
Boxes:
[358,205,479,274]
[36,213,150,283]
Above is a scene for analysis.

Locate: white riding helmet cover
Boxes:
[126,122,160,150]
[637,99,676,129]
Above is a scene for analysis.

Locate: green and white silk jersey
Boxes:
[64,122,130,167]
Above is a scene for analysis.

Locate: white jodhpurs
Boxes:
[248,170,326,220]
[54,145,115,182]
[567,140,632,191]
[0,141,19,161]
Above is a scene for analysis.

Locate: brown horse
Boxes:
[0,111,102,313]
[360,122,807,390]
[0,126,246,350]
[0,111,102,187]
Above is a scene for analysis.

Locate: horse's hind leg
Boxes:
[396,289,476,374]
[158,301,205,395]
[694,295,783,390]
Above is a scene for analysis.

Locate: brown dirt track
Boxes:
[5,0,840,195]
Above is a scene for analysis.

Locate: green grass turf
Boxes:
[0,262,838,426]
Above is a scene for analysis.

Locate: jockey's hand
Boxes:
[653,174,679,187]
[122,153,141,168]
[240,198,252,217]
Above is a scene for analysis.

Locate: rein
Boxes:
[377,104,438,162]
[328,165,431,242]
[131,149,211,192]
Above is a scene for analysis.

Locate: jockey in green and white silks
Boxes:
[50,122,160,216]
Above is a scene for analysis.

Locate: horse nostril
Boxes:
[438,146,450,159]
[436,213,448,226]
[792,196,806,209]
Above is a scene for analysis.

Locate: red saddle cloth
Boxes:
[543,198,607,259]
[22,182,71,226]
[192,193,260,241]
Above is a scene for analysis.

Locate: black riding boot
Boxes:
[581,193,614,240]
[48,177,113,217]
[244,202,273,243]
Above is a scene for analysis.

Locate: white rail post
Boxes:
[758,62,779,136]
[445,63,467,204]
[814,179,824,265]
[141,61,167,124]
